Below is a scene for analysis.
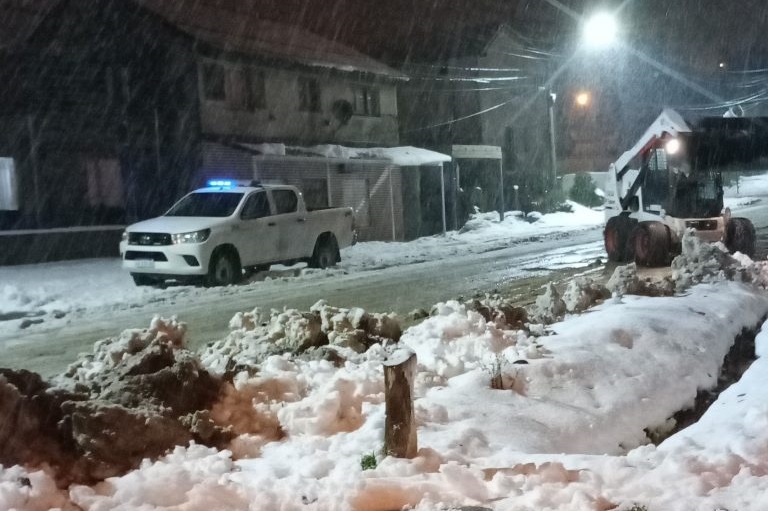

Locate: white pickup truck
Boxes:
[120,181,356,286]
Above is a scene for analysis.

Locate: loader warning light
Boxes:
[665,138,681,155]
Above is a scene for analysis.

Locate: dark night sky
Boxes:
[4,0,768,119]
[4,0,768,69]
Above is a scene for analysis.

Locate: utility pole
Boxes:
[547,89,558,188]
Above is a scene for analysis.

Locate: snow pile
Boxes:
[528,283,567,323]
[0,466,72,511]
[606,263,675,298]
[201,301,402,375]
[694,231,768,290]
[561,277,610,313]
[57,315,187,388]
[0,317,225,485]
[671,230,739,291]
[460,294,528,329]
[458,201,602,235]
[403,301,522,382]
[3,281,768,509]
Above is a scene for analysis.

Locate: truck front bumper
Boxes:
[119,241,212,277]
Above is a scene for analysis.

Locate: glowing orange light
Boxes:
[575,92,591,107]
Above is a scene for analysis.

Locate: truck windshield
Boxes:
[165,192,244,217]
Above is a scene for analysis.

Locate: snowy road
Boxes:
[3,180,768,376]
[0,229,604,376]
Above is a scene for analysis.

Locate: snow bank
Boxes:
[4,278,768,510]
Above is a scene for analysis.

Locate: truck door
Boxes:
[270,188,308,260]
[239,190,278,266]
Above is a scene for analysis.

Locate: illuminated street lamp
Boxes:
[582,12,619,48]
[575,91,591,107]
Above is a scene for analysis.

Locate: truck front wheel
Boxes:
[205,248,242,287]
[131,273,158,287]
[309,235,339,269]
[631,222,670,267]
[724,217,756,258]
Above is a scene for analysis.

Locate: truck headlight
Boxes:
[171,229,211,244]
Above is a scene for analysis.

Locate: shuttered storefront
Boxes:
[254,156,404,242]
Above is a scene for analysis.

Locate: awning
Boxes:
[236,143,452,166]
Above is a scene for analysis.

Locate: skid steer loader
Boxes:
[603,109,764,266]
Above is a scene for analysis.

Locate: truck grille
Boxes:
[124,251,168,262]
[129,232,172,246]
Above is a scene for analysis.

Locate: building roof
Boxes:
[0,0,404,78]
[0,0,59,49]
[135,0,406,79]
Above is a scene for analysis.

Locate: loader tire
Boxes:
[631,221,670,267]
[604,215,634,262]
[724,217,756,258]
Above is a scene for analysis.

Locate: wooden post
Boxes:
[383,349,417,458]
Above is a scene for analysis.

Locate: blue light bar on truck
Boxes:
[207,179,234,188]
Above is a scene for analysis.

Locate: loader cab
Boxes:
[641,134,723,219]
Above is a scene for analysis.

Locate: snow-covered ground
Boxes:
[3,275,768,510]
[0,202,603,333]
[723,172,768,208]
[4,177,768,510]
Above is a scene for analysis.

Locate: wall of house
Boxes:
[0,1,203,231]
[198,61,400,147]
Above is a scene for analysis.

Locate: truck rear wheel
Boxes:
[309,235,339,269]
[724,217,756,257]
[205,248,242,287]
[631,222,670,267]
[604,215,634,262]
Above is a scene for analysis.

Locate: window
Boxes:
[353,86,380,116]
[0,157,18,211]
[299,77,321,112]
[241,192,271,220]
[202,62,226,101]
[245,68,266,110]
[272,189,298,214]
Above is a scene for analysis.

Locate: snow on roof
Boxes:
[238,143,452,166]
[135,0,406,79]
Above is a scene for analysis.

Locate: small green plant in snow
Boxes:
[360,452,377,470]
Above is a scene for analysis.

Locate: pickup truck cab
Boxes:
[120,181,355,286]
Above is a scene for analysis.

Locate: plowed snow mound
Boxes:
[0,316,225,486]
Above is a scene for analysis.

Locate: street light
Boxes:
[575,91,591,107]
[582,12,619,49]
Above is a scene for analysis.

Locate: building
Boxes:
[0,0,439,264]
[398,24,556,218]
